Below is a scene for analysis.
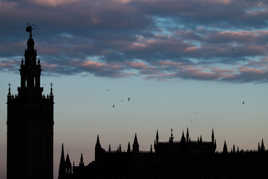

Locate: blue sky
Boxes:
[1,0,268,178]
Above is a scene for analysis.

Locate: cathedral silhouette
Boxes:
[6,27,268,179]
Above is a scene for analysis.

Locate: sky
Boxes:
[1,0,268,178]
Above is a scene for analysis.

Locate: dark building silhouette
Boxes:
[60,128,268,179]
[7,26,54,179]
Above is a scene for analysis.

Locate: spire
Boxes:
[261,138,265,152]
[26,25,33,38]
[8,83,11,96]
[155,129,159,144]
[95,135,101,149]
[169,128,174,143]
[66,153,72,174]
[181,130,186,143]
[58,144,66,179]
[127,142,131,153]
[117,144,122,152]
[66,153,71,166]
[95,135,104,162]
[211,129,215,143]
[50,82,53,96]
[186,128,190,142]
[232,145,236,153]
[134,133,138,144]
[133,133,139,153]
[223,140,228,154]
[108,144,111,152]
[79,153,84,167]
[19,25,43,94]
[26,25,35,50]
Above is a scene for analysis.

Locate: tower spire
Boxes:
[127,142,131,153]
[79,153,84,167]
[133,133,139,153]
[58,144,66,179]
[26,25,33,38]
[50,82,53,96]
[223,140,228,154]
[66,153,72,174]
[19,24,42,94]
[261,138,265,152]
[156,129,159,144]
[181,130,186,143]
[8,83,11,96]
[95,135,101,149]
[211,129,215,143]
[186,128,190,142]
[169,128,174,143]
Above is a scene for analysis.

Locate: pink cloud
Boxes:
[0,1,17,9]
[184,46,199,52]
[81,60,122,70]
[127,61,148,69]
[239,67,266,74]
[158,60,183,66]
[42,63,58,70]
[31,0,79,7]
[82,60,106,68]
[211,67,234,74]
[0,60,18,71]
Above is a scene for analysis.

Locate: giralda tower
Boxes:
[7,26,54,179]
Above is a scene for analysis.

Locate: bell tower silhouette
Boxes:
[7,26,54,179]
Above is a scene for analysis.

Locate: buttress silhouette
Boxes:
[59,128,268,179]
[7,26,54,179]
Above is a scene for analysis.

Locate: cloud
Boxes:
[1,0,268,83]
[31,0,79,7]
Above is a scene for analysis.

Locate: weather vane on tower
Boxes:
[26,25,33,38]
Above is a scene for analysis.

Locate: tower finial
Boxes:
[223,140,228,154]
[211,128,215,143]
[261,138,265,152]
[26,25,32,38]
[181,130,186,143]
[169,128,174,143]
[79,153,84,167]
[26,25,35,50]
[50,82,53,95]
[8,83,11,96]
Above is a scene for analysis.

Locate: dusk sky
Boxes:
[1,0,268,178]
